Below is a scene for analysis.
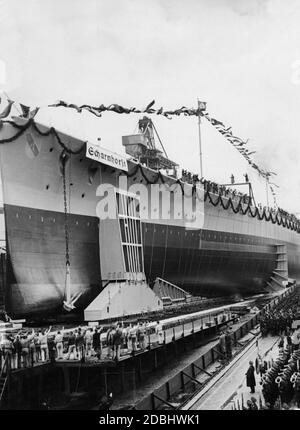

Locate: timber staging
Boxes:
[0,285,297,410]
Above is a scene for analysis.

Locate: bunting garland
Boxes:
[0,117,85,154]
[0,99,14,119]
[0,97,277,182]
[268,178,279,208]
[48,99,278,182]
[202,111,276,182]
[205,190,300,232]
[48,99,201,119]
[0,97,281,202]
[0,113,298,232]
[19,103,40,119]
[269,184,277,207]
[120,165,300,233]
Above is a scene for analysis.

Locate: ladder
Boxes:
[0,253,6,311]
[266,244,293,291]
[153,277,193,306]
[0,353,10,407]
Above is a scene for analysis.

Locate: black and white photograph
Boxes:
[0,0,300,417]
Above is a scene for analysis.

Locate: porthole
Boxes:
[49,148,54,152]
[82,193,85,198]
[46,185,49,190]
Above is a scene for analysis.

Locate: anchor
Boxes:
[63,262,82,312]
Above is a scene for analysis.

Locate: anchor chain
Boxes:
[61,150,70,273]
[61,151,71,296]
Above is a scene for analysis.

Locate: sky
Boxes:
[1,0,300,212]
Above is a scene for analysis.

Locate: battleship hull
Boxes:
[0,120,300,317]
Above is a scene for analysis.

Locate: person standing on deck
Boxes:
[155,321,164,345]
[107,326,116,359]
[1,333,13,369]
[66,331,76,359]
[13,335,22,369]
[93,327,102,360]
[28,329,36,366]
[54,330,64,360]
[47,335,56,363]
[34,331,42,362]
[84,328,93,358]
[20,334,30,367]
[113,324,123,361]
[129,323,138,354]
[76,328,85,360]
[40,327,51,362]
[122,324,129,352]
[138,322,146,350]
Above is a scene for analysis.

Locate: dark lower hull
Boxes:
[144,224,281,297]
[4,204,300,317]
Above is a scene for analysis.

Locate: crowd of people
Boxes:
[277,207,299,224]
[180,170,251,205]
[259,291,300,409]
[242,290,300,410]
[0,320,164,371]
[180,170,300,226]
[261,343,300,409]
[259,292,300,338]
[259,311,295,337]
